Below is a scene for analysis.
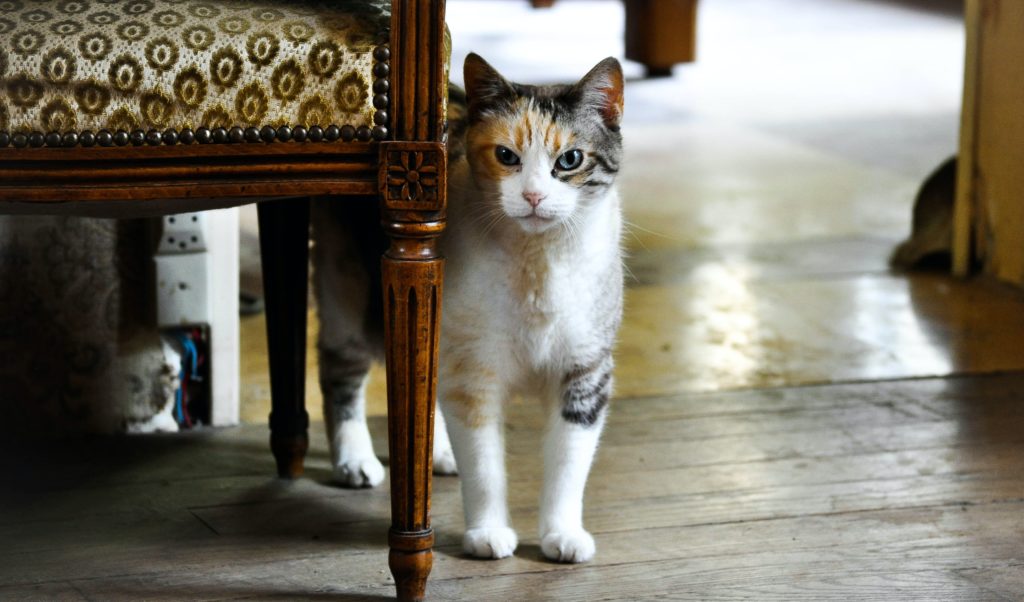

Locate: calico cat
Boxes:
[312,53,625,564]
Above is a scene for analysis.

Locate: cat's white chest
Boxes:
[513,244,561,323]
[508,247,601,371]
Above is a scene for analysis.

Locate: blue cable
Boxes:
[175,375,184,423]
[173,331,198,426]
[183,336,198,375]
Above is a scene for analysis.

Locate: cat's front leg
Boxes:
[312,204,386,489]
[319,346,384,488]
[442,383,517,559]
[539,355,612,563]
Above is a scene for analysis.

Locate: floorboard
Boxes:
[3,374,1023,599]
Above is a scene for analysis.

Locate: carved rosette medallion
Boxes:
[380,141,446,212]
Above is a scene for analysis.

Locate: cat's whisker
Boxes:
[468,211,501,230]
[465,205,507,233]
[621,224,646,246]
[461,202,505,229]
[621,260,639,285]
[565,213,583,249]
[480,211,509,238]
[622,219,678,247]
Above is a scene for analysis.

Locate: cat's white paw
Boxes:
[433,445,458,475]
[541,529,596,563]
[332,456,385,488]
[463,527,518,559]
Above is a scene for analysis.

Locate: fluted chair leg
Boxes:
[379,140,447,600]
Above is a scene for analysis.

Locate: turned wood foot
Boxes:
[270,433,309,479]
[258,198,311,480]
[389,530,435,601]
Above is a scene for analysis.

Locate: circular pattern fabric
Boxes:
[0,0,389,136]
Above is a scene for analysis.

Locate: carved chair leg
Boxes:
[381,0,448,588]
[381,221,444,602]
[257,197,311,479]
[379,134,447,600]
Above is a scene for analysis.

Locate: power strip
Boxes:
[156,213,210,326]
[158,213,209,254]
[156,253,210,326]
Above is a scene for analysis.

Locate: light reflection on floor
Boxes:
[238,0,1024,423]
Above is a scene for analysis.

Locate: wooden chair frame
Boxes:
[0,2,447,600]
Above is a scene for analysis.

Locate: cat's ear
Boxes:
[575,57,624,130]
[464,53,515,118]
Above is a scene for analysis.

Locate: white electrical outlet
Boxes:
[155,254,210,326]
[158,213,209,254]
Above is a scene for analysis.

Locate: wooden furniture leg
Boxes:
[624,0,699,76]
[380,192,444,601]
[258,198,311,479]
[382,3,448,598]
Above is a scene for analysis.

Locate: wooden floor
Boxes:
[2,374,1023,599]
[5,0,1024,600]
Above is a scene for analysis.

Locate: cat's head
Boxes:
[462,53,624,234]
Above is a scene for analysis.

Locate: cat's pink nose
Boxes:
[523,192,546,208]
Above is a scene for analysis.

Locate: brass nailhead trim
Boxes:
[0,122,381,149]
[371,29,390,142]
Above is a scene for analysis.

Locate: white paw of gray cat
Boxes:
[463,527,518,559]
[432,445,458,475]
[541,529,595,563]
[332,456,385,488]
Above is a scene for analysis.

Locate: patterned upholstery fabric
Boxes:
[0,0,389,137]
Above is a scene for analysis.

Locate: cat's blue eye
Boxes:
[495,146,520,166]
[556,149,584,171]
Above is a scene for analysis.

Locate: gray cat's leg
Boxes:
[539,353,612,562]
[312,204,384,488]
[318,341,383,487]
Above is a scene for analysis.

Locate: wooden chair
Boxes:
[0,1,446,600]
